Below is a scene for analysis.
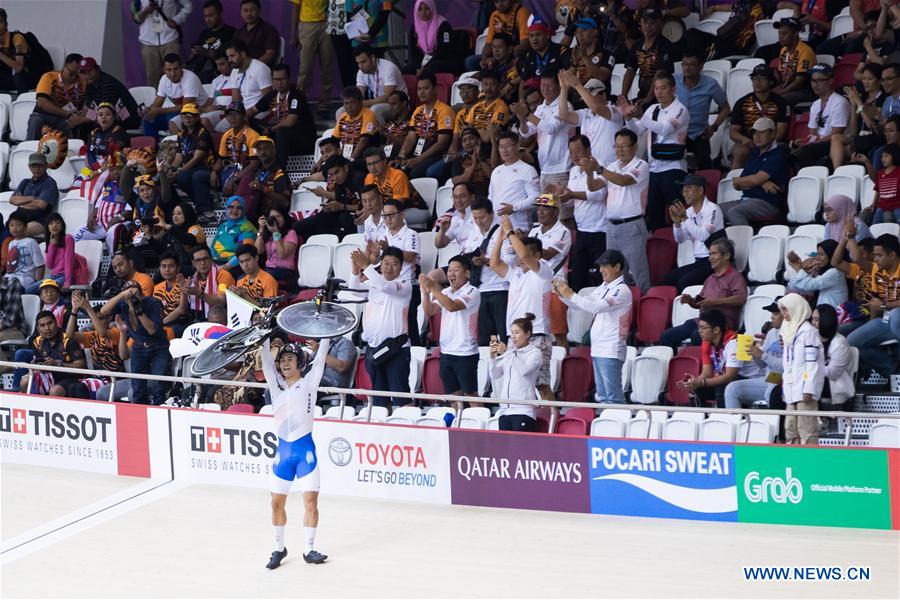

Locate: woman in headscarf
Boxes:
[212,195,257,278]
[778,293,825,445]
[403,0,457,75]
[823,194,871,243]
[786,239,848,308]
[167,201,205,246]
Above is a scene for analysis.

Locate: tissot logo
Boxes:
[0,407,109,441]
[189,425,277,458]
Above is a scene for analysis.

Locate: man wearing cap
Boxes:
[772,17,816,105]
[142,53,208,138]
[514,69,574,217]
[449,127,493,197]
[729,64,790,170]
[352,44,407,123]
[27,53,89,140]
[568,17,615,88]
[664,174,724,291]
[725,117,790,226]
[526,194,573,346]
[247,63,316,165]
[237,136,291,220]
[489,131,541,231]
[208,101,260,201]
[795,64,850,170]
[620,70,690,232]
[79,57,141,130]
[173,103,217,224]
[222,39,273,132]
[516,19,570,100]
[622,9,676,107]
[9,153,60,237]
[675,48,729,171]
[724,298,785,411]
[445,76,480,160]
[467,0,531,72]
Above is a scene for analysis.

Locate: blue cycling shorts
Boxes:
[271,433,319,494]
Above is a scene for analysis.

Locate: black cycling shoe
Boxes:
[303,550,327,564]
[266,548,287,569]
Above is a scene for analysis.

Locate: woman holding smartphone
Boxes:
[489,313,542,431]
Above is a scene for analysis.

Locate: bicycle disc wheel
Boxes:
[276,301,358,339]
[190,327,267,376]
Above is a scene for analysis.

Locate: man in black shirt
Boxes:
[516,19,570,100]
[622,8,677,107]
[295,155,362,241]
[29,310,87,398]
[246,63,315,165]
[79,57,141,130]
[186,0,236,83]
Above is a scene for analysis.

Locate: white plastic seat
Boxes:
[750,413,779,442]
[671,294,699,327]
[59,200,89,232]
[323,406,356,420]
[772,8,796,20]
[629,347,672,405]
[410,177,438,216]
[861,177,876,212]
[305,233,339,247]
[662,419,699,441]
[386,406,422,425]
[754,19,778,47]
[725,225,753,272]
[290,190,321,213]
[754,283,786,297]
[566,286,596,344]
[342,232,365,245]
[744,294,776,335]
[748,234,784,283]
[435,184,453,216]
[868,424,900,448]
[825,174,860,205]
[128,86,157,110]
[425,406,456,424]
[408,347,425,393]
[198,403,222,411]
[297,244,333,287]
[716,176,741,206]
[74,240,103,285]
[726,68,754,108]
[0,294,40,347]
[333,242,362,282]
[437,240,461,268]
[476,355,489,396]
[486,415,500,430]
[590,418,625,438]
[49,159,77,190]
[418,231,439,271]
[416,417,445,427]
[353,405,390,423]
[829,14,853,38]
[258,404,274,415]
[794,224,824,240]
[668,410,705,424]
[699,418,736,442]
[786,175,823,223]
[870,223,900,238]
[457,417,486,430]
[475,32,487,55]
[676,239,694,268]
[694,19,723,36]
[625,417,661,439]
[9,98,35,142]
[621,346,637,392]
[737,420,772,443]
[8,147,31,185]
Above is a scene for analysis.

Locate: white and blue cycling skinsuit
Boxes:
[261,338,331,495]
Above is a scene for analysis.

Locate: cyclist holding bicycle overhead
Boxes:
[260,335,331,570]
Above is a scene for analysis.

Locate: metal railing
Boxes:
[2,360,897,445]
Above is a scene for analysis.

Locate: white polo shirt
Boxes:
[562,275,632,360]
[229,58,272,109]
[808,92,850,138]
[379,224,419,283]
[672,198,724,260]
[518,95,573,174]
[157,68,207,106]
[504,260,553,335]
[602,156,650,221]
[465,220,508,293]
[567,166,607,233]
[576,104,623,167]
[440,207,476,249]
[356,57,407,100]
[363,214,388,244]
[352,266,412,347]
[488,160,540,231]
[628,99,689,173]
[439,283,480,356]
[528,220,572,275]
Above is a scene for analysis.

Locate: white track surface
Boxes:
[2,464,898,598]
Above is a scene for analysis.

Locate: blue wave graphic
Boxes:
[593,473,737,513]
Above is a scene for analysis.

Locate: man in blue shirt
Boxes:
[8,152,59,237]
[722,117,789,226]
[675,48,729,171]
[106,280,171,405]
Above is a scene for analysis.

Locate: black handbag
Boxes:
[368,334,409,366]
[649,105,685,160]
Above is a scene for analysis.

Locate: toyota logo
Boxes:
[328,437,352,467]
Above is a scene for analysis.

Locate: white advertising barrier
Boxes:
[0,393,167,479]
[169,409,451,504]
[1,393,118,474]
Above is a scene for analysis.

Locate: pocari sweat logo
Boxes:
[588,439,737,522]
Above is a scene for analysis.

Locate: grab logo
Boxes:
[744,468,803,504]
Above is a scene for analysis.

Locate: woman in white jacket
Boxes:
[813,304,856,408]
[489,312,542,432]
[779,294,826,445]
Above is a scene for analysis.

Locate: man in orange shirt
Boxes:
[772,17,816,105]
[333,86,379,163]
[230,245,279,303]
[466,0,531,71]
[106,250,154,298]
[210,101,260,198]
[27,53,91,140]
[186,245,235,319]
[396,73,453,179]
[364,147,412,204]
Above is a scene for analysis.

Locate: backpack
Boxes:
[16,31,53,88]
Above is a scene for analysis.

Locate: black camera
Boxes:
[266,217,276,226]
[128,295,144,316]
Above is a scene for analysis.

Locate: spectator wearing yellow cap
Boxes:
[235,136,291,221]
[172,103,218,224]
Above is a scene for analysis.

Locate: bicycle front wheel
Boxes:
[190,327,271,376]
[276,301,359,339]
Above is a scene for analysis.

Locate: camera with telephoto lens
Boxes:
[128,295,143,316]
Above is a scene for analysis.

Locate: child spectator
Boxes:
[26,213,88,293]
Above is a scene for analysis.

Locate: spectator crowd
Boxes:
[0,0,898,442]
